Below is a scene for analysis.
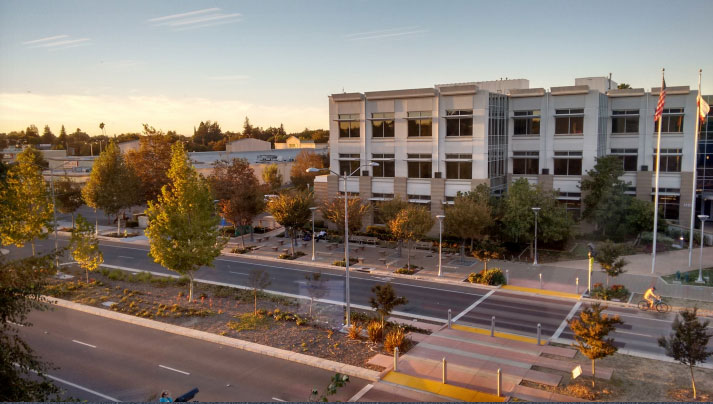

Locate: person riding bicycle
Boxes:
[644,286,661,309]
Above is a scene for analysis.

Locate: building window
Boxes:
[407,194,431,210]
[558,192,582,219]
[371,153,395,178]
[406,154,432,178]
[338,154,361,176]
[553,151,582,175]
[652,192,680,220]
[652,148,682,172]
[659,108,684,133]
[611,109,639,134]
[445,110,473,137]
[554,108,584,135]
[512,151,539,175]
[513,110,541,136]
[338,114,360,138]
[610,148,638,172]
[407,111,432,137]
[445,154,472,179]
[371,113,395,138]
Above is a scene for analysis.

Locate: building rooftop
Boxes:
[189,148,327,166]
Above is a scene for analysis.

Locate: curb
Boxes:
[47,297,381,382]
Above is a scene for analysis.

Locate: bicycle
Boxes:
[637,298,670,313]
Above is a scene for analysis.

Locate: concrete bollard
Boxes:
[394,347,399,371]
[448,309,452,328]
[491,316,495,337]
[497,368,502,397]
[576,277,579,294]
[442,357,447,384]
[539,273,543,289]
[537,323,541,346]
[505,269,509,284]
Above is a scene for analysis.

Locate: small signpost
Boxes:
[572,365,582,379]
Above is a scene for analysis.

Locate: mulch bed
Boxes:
[46,265,413,372]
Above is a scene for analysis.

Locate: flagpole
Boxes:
[652,68,665,274]
[688,69,702,267]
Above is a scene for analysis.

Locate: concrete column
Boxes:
[473,178,489,190]
[431,178,445,217]
[314,181,328,206]
[394,177,407,200]
[359,176,373,228]
[327,174,339,199]
[538,174,553,191]
[679,172,694,225]
[636,171,652,202]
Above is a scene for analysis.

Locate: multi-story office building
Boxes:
[314,77,711,233]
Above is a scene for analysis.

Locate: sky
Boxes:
[1,0,712,137]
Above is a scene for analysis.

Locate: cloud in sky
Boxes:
[346,26,428,41]
[0,92,325,136]
[148,8,242,30]
[22,34,91,50]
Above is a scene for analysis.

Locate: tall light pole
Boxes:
[310,207,317,261]
[436,214,445,277]
[307,162,378,328]
[532,207,541,266]
[696,215,709,284]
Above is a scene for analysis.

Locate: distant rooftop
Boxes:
[189,147,327,166]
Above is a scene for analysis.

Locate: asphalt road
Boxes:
[18,306,373,402]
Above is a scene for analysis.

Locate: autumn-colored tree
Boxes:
[388,205,433,269]
[320,197,370,235]
[375,197,408,226]
[266,191,313,256]
[209,158,264,247]
[568,303,622,388]
[290,150,324,189]
[472,239,504,271]
[445,192,493,261]
[54,176,83,228]
[145,143,225,301]
[69,215,103,283]
[125,124,174,202]
[262,163,283,191]
[369,283,408,328]
[0,148,54,255]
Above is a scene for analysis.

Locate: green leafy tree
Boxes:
[54,176,83,228]
[82,141,140,235]
[54,125,67,150]
[375,197,408,227]
[145,143,226,301]
[472,239,504,271]
[125,125,174,202]
[40,125,55,145]
[0,148,54,255]
[69,215,103,283]
[388,205,433,269]
[290,150,324,190]
[0,252,62,401]
[567,303,622,388]
[594,241,628,286]
[209,158,264,247]
[581,156,627,231]
[658,307,713,399]
[369,283,408,328]
[445,192,493,262]
[262,163,283,191]
[320,197,370,235]
[248,269,271,315]
[617,83,631,89]
[193,120,222,146]
[266,191,313,256]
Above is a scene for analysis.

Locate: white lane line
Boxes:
[229,271,249,276]
[615,329,657,338]
[118,256,134,259]
[452,290,495,323]
[72,339,97,348]
[348,383,374,402]
[158,364,190,375]
[551,300,583,340]
[272,397,286,402]
[8,321,24,327]
[45,373,120,401]
[607,312,673,323]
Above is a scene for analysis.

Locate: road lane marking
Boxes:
[272,397,286,402]
[118,256,134,259]
[452,290,495,323]
[159,364,190,375]
[46,373,121,401]
[348,383,373,402]
[72,339,97,348]
[615,330,657,338]
[551,300,583,340]
[8,321,24,327]
[229,271,249,276]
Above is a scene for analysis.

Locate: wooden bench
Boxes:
[271,246,278,252]
[378,258,387,265]
[281,248,289,255]
[357,257,364,264]
[278,240,285,246]
[414,241,433,250]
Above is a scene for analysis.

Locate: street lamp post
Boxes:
[696,215,709,284]
[532,207,541,266]
[436,215,445,277]
[310,207,317,261]
[306,162,378,328]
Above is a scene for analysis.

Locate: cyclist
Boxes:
[644,286,661,310]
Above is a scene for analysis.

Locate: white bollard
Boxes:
[491,316,495,337]
[539,273,543,289]
[448,309,452,328]
[442,357,447,384]
[505,269,509,284]
[576,277,579,294]
[497,368,502,397]
[394,347,399,371]
[537,323,541,346]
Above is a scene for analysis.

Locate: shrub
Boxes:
[367,320,384,342]
[231,246,254,254]
[279,251,306,260]
[333,258,359,267]
[468,267,506,285]
[384,327,410,354]
[591,283,630,301]
[227,312,270,332]
[395,267,415,275]
[348,323,363,340]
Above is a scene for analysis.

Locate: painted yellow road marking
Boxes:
[451,323,540,345]
[382,371,505,402]
[501,285,581,300]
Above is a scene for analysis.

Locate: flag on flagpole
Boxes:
[699,95,710,122]
[654,79,667,122]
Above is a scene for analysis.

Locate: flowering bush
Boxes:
[591,283,629,301]
[468,268,507,286]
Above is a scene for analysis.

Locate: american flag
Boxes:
[654,78,666,122]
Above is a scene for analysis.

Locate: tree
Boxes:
[445,192,493,261]
[40,125,55,145]
[290,150,324,190]
[0,253,62,401]
[0,148,54,255]
[125,125,174,202]
[193,121,222,146]
[69,215,103,283]
[388,205,433,269]
[54,176,83,228]
[369,283,408,328]
[209,158,264,247]
[472,239,504,271]
[594,241,628,286]
[658,307,712,399]
[82,141,140,235]
[320,197,370,235]
[581,156,627,229]
[567,303,622,388]
[305,272,327,317]
[248,269,271,315]
[262,163,283,191]
[145,143,226,301]
[54,125,67,150]
[266,191,313,256]
[617,83,631,89]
